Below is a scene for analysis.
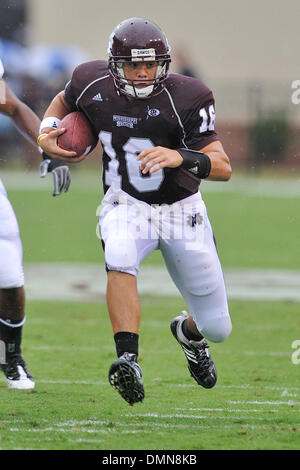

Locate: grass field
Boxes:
[0,299,299,450]
[0,169,299,451]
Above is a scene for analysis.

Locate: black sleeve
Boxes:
[183,89,219,150]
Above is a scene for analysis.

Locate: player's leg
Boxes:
[0,191,34,389]
[106,271,144,406]
[107,271,140,334]
[0,287,34,389]
[160,193,232,388]
[99,193,159,404]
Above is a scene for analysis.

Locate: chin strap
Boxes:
[124,83,154,98]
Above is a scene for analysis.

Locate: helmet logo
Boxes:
[131,48,156,61]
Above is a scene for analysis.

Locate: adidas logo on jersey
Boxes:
[92,93,103,102]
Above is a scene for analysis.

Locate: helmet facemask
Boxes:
[110,57,170,99]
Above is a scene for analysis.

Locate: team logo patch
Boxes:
[113,115,138,128]
[147,107,160,118]
[187,213,203,228]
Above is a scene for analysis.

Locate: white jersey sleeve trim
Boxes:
[163,87,188,148]
[75,74,110,108]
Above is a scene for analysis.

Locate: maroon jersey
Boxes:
[64,60,218,204]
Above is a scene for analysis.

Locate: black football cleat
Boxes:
[1,355,35,390]
[170,311,217,388]
[108,352,144,405]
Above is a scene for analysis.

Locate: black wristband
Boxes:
[42,152,65,171]
[177,148,211,179]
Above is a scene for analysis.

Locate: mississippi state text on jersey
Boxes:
[64,61,218,204]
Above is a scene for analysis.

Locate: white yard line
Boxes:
[3,436,104,444]
[8,427,111,434]
[4,417,299,427]
[1,377,299,392]
[6,423,285,434]
[30,345,100,351]
[130,412,299,421]
[228,400,300,406]
[3,417,299,441]
[131,414,277,421]
[68,438,105,443]
[7,424,153,435]
[23,263,300,302]
[35,379,108,385]
[27,344,292,358]
[175,407,280,413]
[176,383,300,392]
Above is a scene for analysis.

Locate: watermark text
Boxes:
[291,340,300,364]
[291,80,300,104]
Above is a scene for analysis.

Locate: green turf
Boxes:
[0,297,299,450]
[205,192,300,270]
[7,184,300,269]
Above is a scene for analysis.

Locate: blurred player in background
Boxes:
[0,57,70,389]
[38,18,232,405]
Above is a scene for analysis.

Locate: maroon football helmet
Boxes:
[108,17,171,99]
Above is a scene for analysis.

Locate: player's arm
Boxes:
[0,82,40,144]
[37,91,79,161]
[0,82,71,196]
[197,140,231,181]
[43,90,70,123]
[37,91,75,194]
[137,141,231,182]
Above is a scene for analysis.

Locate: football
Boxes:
[57,111,98,157]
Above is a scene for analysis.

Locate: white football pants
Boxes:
[0,178,24,288]
[99,185,232,343]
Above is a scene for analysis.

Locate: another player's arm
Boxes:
[0,82,40,144]
[137,140,232,181]
[38,91,78,160]
[37,90,74,195]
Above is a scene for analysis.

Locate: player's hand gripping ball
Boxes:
[57,112,98,158]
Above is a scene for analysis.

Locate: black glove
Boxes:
[40,152,71,196]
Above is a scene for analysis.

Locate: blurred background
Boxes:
[0,0,299,172]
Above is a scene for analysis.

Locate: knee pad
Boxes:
[199,315,232,343]
[183,251,219,296]
[104,235,138,275]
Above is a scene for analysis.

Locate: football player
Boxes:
[38,18,233,405]
[0,58,71,388]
